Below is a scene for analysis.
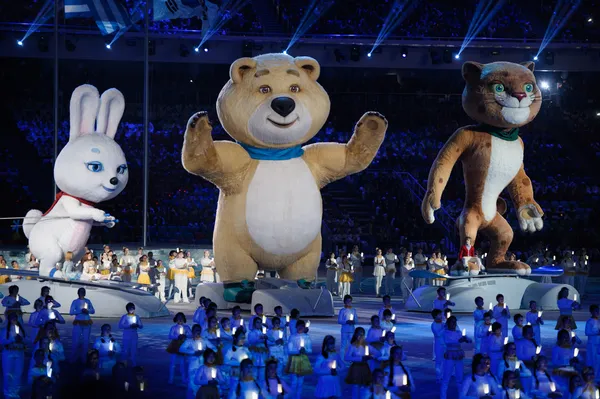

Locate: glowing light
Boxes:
[367,53,372,58]
[106,44,111,49]
[194,47,199,53]
[401,52,406,58]
[203,47,208,53]
[331,360,337,369]
[533,56,539,61]
[462,328,466,336]
[540,81,550,90]
[17,40,23,46]
[588,18,593,23]
[454,54,460,59]
[283,50,287,55]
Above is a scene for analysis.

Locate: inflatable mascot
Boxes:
[182,53,387,281]
[422,61,543,275]
[23,84,128,276]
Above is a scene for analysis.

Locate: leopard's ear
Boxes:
[462,61,484,83]
[521,61,535,72]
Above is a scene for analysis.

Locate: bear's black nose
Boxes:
[109,177,119,186]
[271,97,296,118]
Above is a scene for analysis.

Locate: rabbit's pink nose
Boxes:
[109,177,118,186]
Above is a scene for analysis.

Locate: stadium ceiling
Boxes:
[2,29,600,71]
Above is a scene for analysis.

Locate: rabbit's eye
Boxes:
[85,161,104,173]
[117,164,128,174]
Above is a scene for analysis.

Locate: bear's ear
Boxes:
[462,61,484,83]
[230,57,257,84]
[294,57,321,81]
[521,61,535,72]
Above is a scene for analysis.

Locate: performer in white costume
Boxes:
[401,252,414,301]
[173,252,191,303]
[373,249,386,297]
[383,248,399,296]
[349,246,364,293]
[413,249,427,288]
[200,250,217,283]
[325,253,338,295]
[23,85,128,276]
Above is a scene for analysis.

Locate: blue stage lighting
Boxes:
[17,40,23,46]
[533,55,539,61]
[106,44,111,49]
[203,47,208,53]
[454,54,460,59]
[194,47,199,53]
[283,50,288,55]
[367,52,372,58]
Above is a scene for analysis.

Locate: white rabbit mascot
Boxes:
[23,84,129,276]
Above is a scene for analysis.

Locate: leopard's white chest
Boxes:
[481,136,523,221]
[246,158,322,255]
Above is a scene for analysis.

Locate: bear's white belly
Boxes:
[481,136,523,222]
[246,158,322,256]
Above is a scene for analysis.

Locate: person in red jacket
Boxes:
[458,237,484,274]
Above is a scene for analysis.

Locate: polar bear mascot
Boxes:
[23,84,128,276]
[182,53,387,282]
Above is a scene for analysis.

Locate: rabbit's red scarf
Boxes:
[42,192,96,217]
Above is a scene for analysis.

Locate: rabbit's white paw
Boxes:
[93,209,108,223]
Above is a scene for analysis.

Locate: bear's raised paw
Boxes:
[357,111,388,135]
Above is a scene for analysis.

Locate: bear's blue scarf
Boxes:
[239,143,304,161]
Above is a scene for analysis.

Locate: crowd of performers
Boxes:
[1,280,600,398]
[0,246,220,304]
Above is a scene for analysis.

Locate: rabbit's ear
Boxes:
[96,88,125,139]
[69,85,100,142]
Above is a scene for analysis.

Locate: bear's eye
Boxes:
[259,85,271,94]
[290,85,300,93]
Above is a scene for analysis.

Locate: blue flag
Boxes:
[153,0,205,21]
[65,0,132,36]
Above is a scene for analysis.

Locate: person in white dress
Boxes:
[350,246,364,293]
[560,252,576,287]
[383,248,399,296]
[200,250,216,283]
[261,358,292,399]
[119,247,136,283]
[386,346,415,396]
[401,252,415,302]
[325,253,339,295]
[228,358,262,399]
[192,348,226,399]
[314,335,344,399]
[360,368,400,399]
[460,353,499,399]
[173,252,190,303]
[373,249,386,298]
[413,248,427,288]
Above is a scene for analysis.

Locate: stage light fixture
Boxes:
[17,40,23,46]
[203,45,209,53]
[283,50,287,55]
[596,111,600,116]
[350,45,360,62]
[194,47,199,53]
[430,50,442,65]
[588,17,593,23]
[180,44,190,57]
[65,39,76,52]
[533,55,539,61]
[454,54,460,59]
[106,44,111,49]
[540,81,550,90]
[401,47,407,58]
[442,49,452,63]
[334,49,345,63]
[38,36,49,52]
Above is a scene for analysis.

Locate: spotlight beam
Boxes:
[458,0,506,57]
[196,0,250,50]
[19,0,54,44]
[369,0,420,56]
[536,0,582,58]
[286,0,335,53]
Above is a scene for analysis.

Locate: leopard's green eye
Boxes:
[492,83,505,93]
[524,83,534,93]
